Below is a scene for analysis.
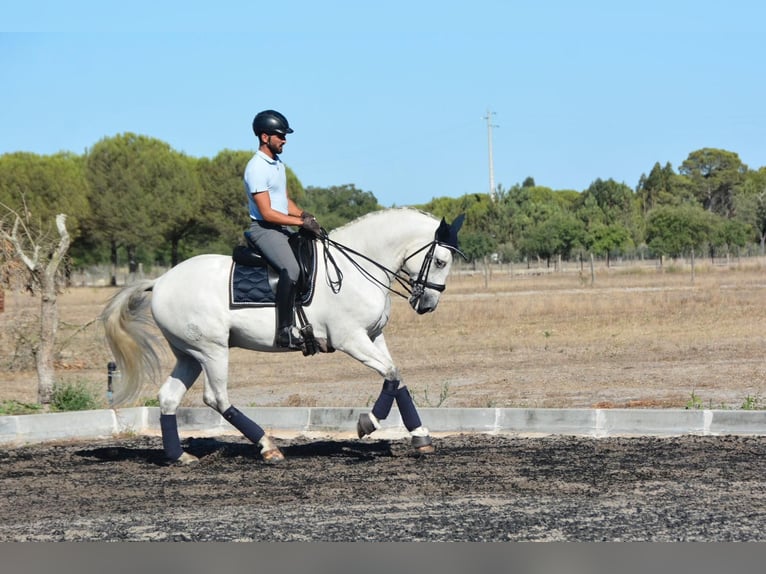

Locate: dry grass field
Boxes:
[2,258,766,411]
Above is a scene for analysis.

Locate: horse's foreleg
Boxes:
[158,353,202,465]
[358,379,434,453]
[341,334,434,453]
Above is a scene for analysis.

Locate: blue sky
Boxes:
[2,1,764,207]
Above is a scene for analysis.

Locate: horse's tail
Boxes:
[101,279,162,407]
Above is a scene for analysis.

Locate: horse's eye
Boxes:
[434,259,446,269]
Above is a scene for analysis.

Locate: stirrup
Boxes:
[277,326,304,350]
[300,323,319,356]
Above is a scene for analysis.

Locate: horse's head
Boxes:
[403,214,466,314]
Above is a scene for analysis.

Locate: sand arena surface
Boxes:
[1,433,765,541]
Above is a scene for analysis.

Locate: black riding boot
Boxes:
[276,269,304,349]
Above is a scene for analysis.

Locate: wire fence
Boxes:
[65,252,766,288]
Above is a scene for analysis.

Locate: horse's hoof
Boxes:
[261,448,285,464]
[357,413,376,438]
[415,444,436,454]
[174,452,199,465]
[412,435,435,454]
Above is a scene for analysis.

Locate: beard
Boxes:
[267,138,284,156]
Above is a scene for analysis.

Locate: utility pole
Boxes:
[484,108,498,201]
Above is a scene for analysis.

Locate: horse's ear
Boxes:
[451,213,465,235]
[435,213,467,259]
[435,218,451,244]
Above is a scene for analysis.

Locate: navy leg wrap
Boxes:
[160,414,184,461]
[223,406,265,443]
[395,386,422,432]
[371,379,400,420]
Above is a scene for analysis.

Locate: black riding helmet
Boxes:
[252,110,294,137]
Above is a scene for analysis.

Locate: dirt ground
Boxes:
[1,433,765,542]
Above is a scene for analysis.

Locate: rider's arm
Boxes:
[286,197,304,218]
[253,191,304,226]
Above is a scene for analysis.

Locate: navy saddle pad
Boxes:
[228,246,316,308]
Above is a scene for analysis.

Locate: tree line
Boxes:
[2,135,765,283]
[421,148,766,265]
[0,133,380,285]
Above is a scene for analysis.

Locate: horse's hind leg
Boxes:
[158,351,202,464]
[200,349,285,463]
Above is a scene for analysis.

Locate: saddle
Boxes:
[229,229,317,308]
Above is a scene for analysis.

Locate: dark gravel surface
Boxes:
[1,433,765,541]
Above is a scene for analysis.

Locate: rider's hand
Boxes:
[301,216,322,237]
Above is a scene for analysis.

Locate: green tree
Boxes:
[0,152,90,239]
[421,193,509,260]
[645,204,714,258]
[195,150,253,254]
[301,184,381,230]
[577,178,636,226]
[286,164,306,206]
[84,133,198,279]
[637,162,693,213]
[576,179,640,259]
[459,229,496,262]
[708,217,751,258]
[417,195,466,223]
[152,152,203,266]
[678,148,747,217]
[519,210,585,265]
[588,222,633,266]
[732,168,766,253]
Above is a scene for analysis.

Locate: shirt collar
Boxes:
[256,149,279,164]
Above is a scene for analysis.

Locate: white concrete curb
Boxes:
[2,406,766,447]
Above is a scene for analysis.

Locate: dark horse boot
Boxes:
[275,269,304,350]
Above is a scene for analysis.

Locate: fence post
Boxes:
[107,361,118,407]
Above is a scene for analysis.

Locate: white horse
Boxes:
[102,208,464,464]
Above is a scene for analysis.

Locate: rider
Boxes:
[244,109,322,349]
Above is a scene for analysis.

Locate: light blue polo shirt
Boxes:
[244,150,288,221]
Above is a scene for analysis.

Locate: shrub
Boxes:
[51,381,100,412]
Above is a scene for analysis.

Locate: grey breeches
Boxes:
[248,221,301,283]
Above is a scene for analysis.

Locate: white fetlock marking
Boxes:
[368,412,382,430]
[258,436,277,454]
[177,452,199,465]
[411,426,430,437]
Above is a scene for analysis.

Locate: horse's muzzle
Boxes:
[410,293,438,314]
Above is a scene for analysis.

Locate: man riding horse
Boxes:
[244,110,322,349]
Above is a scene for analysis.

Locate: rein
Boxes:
[316,232,447,300]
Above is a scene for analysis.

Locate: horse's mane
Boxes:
[331,207,437,234]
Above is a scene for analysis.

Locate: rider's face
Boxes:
[266,133,286,155]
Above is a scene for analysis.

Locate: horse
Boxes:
[102,208,465,464]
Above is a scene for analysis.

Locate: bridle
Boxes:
[318,232,460,302]
[404,241,448,299]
